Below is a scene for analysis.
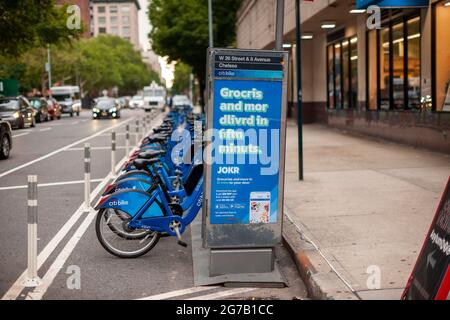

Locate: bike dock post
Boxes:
[23,175,42,287]
[111,131,116,178]
[135,120,140,146]
[125,124,130,156]
[83,143,91,213]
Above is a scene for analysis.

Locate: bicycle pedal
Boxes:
[177,240,188,248]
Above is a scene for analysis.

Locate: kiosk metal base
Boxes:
[191,216,286,287]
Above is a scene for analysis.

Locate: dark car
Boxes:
[29,97,50,122]
[92,98,121,119]
[0,96,35,129]
[46,98,62,120]
[0,118,12,159]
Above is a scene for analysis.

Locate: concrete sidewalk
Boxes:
[282,121,450,300]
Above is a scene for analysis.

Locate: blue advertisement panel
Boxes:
[356,0,429,8]
[210,79,282,225]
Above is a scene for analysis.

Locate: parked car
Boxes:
[46,98,62,120]
[129,95,144,109]
[0,118,12,159]
[29,97,50,122]
[92,98,121,119]
[0,96,35,129]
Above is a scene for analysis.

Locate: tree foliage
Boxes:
[0,36,161,97]
[0,0,82,56]
[149,0,241,104]
[172,62,192,95]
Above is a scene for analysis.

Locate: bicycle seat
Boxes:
[138,150,166,159]
[183,164,203,196]
[133,158,160,170]
[145,135,167,144]
[153,127,172,134]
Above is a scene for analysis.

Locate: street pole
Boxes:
[208,0,214,47]
[47,44,52,97]
[275,0,285,51]
[295,0,304,181]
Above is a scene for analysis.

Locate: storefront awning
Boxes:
[356,0,429,9]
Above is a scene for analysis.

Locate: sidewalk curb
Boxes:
[282,214,359,300]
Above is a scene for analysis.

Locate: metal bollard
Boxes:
[83,143,91,213]
[135,120,140,146]
[125,124,130,156]
[111,131,116,177]
[23,175,42,287]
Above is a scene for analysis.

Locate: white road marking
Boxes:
[0,117,134,180]
[12,132,30,138]
[39,127,52,132]
[11,114,165,300]
[24,151,131,300]
[0,179,104,191]
[186,288,257,300]
[137,286,220,300]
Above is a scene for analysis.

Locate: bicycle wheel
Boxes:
[95,209,160,258]
[107,209,149,240]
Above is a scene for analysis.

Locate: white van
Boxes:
[143,82,166,112]
[50,86,82,117]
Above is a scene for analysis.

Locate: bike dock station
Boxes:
[191,48,289,287]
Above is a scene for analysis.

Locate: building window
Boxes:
[326,36,358,110]
[122,6,130,13]
[367,14,421,111]
[111,26,118,35]
[97,6,105,13]
[98,27,106,34]
[122,26,130,36]
[110,6,118,14]
[110,16,118,25]
[122,15,130,24]
[98,16,106,24]
[327,45,335,109]
[433,1,450,112]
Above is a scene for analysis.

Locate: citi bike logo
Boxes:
[108,199,129,206]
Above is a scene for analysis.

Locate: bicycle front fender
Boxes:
[95,189,152,218]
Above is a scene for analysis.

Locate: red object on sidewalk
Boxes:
[435,265,450,300]
[402,177,450,300]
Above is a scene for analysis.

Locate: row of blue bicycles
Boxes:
[94,106,204,258]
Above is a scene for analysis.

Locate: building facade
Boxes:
[91,0,140,49]
[56,0,92,38]
[141,49,162,79]
[236,0,450,153]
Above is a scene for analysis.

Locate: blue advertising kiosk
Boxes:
[203,48,289,276]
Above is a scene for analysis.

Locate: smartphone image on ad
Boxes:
[249,192,271,224]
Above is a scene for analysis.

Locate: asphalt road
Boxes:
[0,109,307,300]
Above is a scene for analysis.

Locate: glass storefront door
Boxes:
[434,1,450,112]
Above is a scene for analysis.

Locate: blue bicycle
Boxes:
[94,107,204,258]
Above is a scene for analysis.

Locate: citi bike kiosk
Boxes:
[202,48,289,278]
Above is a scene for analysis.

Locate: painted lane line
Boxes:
[24,149,133,300]
[19,115,165,300]
[137,286,220,300]
[1,174,112,300]
[186,288,257,300]
[39,127,52,132]
[0,179,104,191]
[12,132,30,138]
[0,117,134,180]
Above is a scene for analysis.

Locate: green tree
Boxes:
[172,62,192,95]
[149,0,241,107]
[0,35,160,97]
[0,0,82,57]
